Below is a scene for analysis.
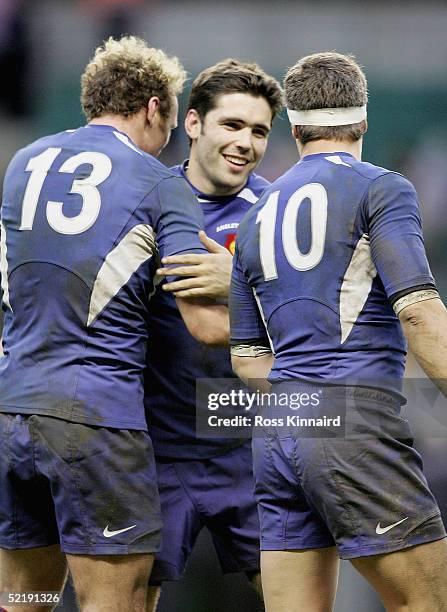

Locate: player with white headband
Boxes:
[229,51,447,611]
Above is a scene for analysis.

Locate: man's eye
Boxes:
[224,122,239,130]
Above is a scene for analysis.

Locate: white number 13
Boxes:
[256,183,328,280]
[20,147,112,235]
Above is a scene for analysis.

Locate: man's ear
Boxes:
[146,97,161,126]
[185,109,201,140]
[291,125,300,140]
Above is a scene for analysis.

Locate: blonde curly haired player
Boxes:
[0,35,229,612]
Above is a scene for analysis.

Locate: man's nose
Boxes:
[235,128,252,150]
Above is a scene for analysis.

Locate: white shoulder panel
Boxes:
[87,224,155,326]
[339,233,377,344]
[0,221,11,310]
[252,287,275,354]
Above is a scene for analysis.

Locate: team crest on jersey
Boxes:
[224,233,237,254]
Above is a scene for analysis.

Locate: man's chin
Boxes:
[224,167,251,186]
[211,175,247,196]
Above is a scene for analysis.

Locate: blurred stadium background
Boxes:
[1,1,447,610]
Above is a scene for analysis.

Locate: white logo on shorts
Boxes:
[103,524,137,538]
[375,517,409,535]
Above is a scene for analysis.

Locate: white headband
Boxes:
[287,105,367,127]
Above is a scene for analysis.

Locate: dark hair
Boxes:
[284,52,368,145]
[187,59,283,122]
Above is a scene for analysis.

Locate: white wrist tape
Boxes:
[393,289,440,316]
[231,344,272,358]
[287,105,367,127]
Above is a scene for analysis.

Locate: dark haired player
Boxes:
[145,59,283,609]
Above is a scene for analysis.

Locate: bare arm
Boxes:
[232,352,274,392]
[156,231,232,299]
[176,296,229,346]
[399,297,447,396]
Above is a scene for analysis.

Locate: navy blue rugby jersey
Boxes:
[145,162,269,459]
[230,152,435,396]
[0,125,206,429]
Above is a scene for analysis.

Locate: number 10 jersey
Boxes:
[230,152,435,396]
[0,124,206,429]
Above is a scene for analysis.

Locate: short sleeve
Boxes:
[229,243,269,345]
[367,172,435,300]
[154,176,207,260]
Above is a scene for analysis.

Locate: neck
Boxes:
[89,113,145,149]
[298,138,362,161]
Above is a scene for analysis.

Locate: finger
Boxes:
[169,287,210,298]
[156,265,206,278]
[162,278,206,292]
[199,230,229,254]
[161,254,206,265]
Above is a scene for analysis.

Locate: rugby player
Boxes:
[230,52,447,611]
[0,36,228,612]
[144,60,282,610]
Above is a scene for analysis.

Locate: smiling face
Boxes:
[185,92,272,196]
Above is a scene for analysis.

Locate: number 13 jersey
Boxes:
[230,152,435,395]
[0,124,206,429]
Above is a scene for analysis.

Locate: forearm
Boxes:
[176,297,229,346]
[231,353,274,392]
[400,298,447,395]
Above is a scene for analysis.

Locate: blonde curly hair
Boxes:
[81,36,187,121]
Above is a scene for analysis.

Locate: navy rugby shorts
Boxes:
[252,384,446,558]
[0,413,161,554]
[149,441,260,583]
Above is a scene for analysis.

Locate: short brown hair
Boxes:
[284,52,368,145]
[188,59,283,122]
[81,36,187,122]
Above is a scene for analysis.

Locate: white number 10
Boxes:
[256,183,328,280]
[20,147,112,235]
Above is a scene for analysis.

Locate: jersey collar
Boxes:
[299,151,357,163]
